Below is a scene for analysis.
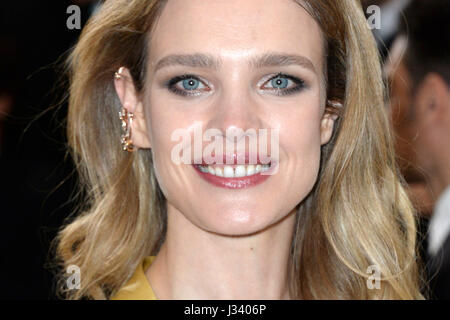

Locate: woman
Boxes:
[55,0,424,299]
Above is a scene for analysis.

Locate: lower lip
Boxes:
[192,164,276,189]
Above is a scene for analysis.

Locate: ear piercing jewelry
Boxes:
[114,67,125,80]
[326,99,343,118]
[119,107,136,152]
[327,99,343,109]
[115,67,136,152]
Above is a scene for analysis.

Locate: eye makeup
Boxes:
[163,72,307,97]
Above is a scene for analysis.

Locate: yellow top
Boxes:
[110,256,157,300]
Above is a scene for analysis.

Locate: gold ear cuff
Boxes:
[119,107,136,152]
[115,67,136,152]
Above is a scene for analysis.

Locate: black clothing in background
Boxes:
[427,235,450,299]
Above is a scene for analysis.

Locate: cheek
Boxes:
[415,123,435,168]
[278,106,323,189]
[145,100,189,196]
[283,118,321,152]
[279,96,323,152]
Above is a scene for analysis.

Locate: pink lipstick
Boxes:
[192,153,277,189]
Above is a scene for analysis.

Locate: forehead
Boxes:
[148,0,324,73]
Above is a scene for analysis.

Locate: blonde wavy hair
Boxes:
[53,0,425,299]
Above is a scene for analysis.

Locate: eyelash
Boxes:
[163,73,306,97]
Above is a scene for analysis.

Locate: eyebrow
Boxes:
[152,52,317,74]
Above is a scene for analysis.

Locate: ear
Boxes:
[414,73,450,127]
[320,102,340,145]
[114,67,152,149]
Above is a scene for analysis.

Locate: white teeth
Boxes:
[246,165,255,176]
[235,165,246,177]
[223,166,234,178]
[198,163,271,178]
[215,167,223,177]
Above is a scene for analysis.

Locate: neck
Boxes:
[147,205,297,299]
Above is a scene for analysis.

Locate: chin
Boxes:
[195,205,286,237]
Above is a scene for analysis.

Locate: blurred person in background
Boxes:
[385,0,450,299]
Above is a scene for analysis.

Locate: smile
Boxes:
[197,164,271,178]
[192,156,276,189]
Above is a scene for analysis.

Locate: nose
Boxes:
[205,82,264,144]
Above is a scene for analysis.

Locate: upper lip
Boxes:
[193,153,274,166]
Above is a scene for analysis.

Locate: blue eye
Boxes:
[182,78,200,90]
[165,73,305,97]
[165,75,209,97]
[271,76,289,89]
[263,73,305,96]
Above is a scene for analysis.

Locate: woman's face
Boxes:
[141,0,335,235]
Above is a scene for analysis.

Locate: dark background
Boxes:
[0,0,97,299]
